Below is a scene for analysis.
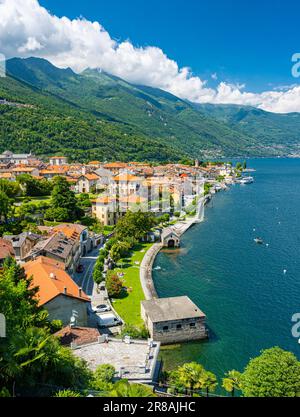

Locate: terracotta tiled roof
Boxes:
[54,326,100,347]
[12,167,36,172]
[114,173,141,182]
[88,161,101,165]
[53,224,86,241]
[103,162,128,169]
[0,172,14,179]
[23,256,90,306]
[81,173,100,181]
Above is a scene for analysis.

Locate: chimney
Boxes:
[82,166,86,175]
[63,287,67,295]
[49,272,56,280]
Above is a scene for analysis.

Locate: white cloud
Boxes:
[0,0,300,113]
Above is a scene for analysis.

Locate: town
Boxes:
[0,150,246,396]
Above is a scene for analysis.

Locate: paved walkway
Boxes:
[139,243,162,300]
[139,198,206,301]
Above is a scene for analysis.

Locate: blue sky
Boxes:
[39,0,299,92]
[1,0,300,112]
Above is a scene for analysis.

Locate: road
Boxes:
[72,246,101,296]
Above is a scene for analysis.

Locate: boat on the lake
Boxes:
[240,176,254,184]
[254,237,264,244]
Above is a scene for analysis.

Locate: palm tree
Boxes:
[222,370,242,397]
[177,362,205,396]
[109,380,156,397]
[54,390,81,397]
[200,371,218,397]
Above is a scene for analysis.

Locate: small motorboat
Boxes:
[254,237,264,244]
[240,176,254,185]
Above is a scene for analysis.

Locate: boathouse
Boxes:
[141,296,207,344]
[161,228,180,248]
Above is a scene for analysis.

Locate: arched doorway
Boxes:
[168,239,175,248]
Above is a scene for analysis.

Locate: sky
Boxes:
[1,0,300,113]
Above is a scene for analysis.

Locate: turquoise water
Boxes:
[153,158,300,379]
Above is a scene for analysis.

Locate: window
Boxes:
[163,326,169,332]
[176,324,182,330]
[190,323,196,328]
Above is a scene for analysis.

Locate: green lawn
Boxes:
[111,242,153,328]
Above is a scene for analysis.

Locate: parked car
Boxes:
[76,264,84,273]
[93,304,111,313]
[96,312,122,328]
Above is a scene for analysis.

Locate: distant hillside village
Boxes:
[0,150,241,387]
[0,150,236,226]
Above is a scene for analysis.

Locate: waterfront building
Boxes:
[141,296,207,344]
[161,228,180,248]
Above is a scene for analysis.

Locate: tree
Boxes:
[54,390,81,397]
[50,176,82,221]
[106,273,123,298]
[0,258,92,395]
[109,380,155,397]
[241,347,300,397]
[201,371,218,397]
[44,207,69,222]
[0,179,20,198]
[17,174,52,197]
[176,362,206,395]
[0,191,11,222]
[222,370,242,397]
[168,362,217,397]
[91,364,115,392]
[110,241,131,263]
[115,211,156,241]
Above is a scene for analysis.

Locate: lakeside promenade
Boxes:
[140,197,206,301]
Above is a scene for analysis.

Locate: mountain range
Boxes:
[1,57,300,162]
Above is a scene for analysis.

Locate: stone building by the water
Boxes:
[141,296,207,344]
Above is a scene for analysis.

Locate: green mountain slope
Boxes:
[4,57,259,158]
[0,63,185,162]
[194,103,300,156]
[1,57,300,160]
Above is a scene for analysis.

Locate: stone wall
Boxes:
[147,317,207,345]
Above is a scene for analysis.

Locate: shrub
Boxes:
[121,324,149,340]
